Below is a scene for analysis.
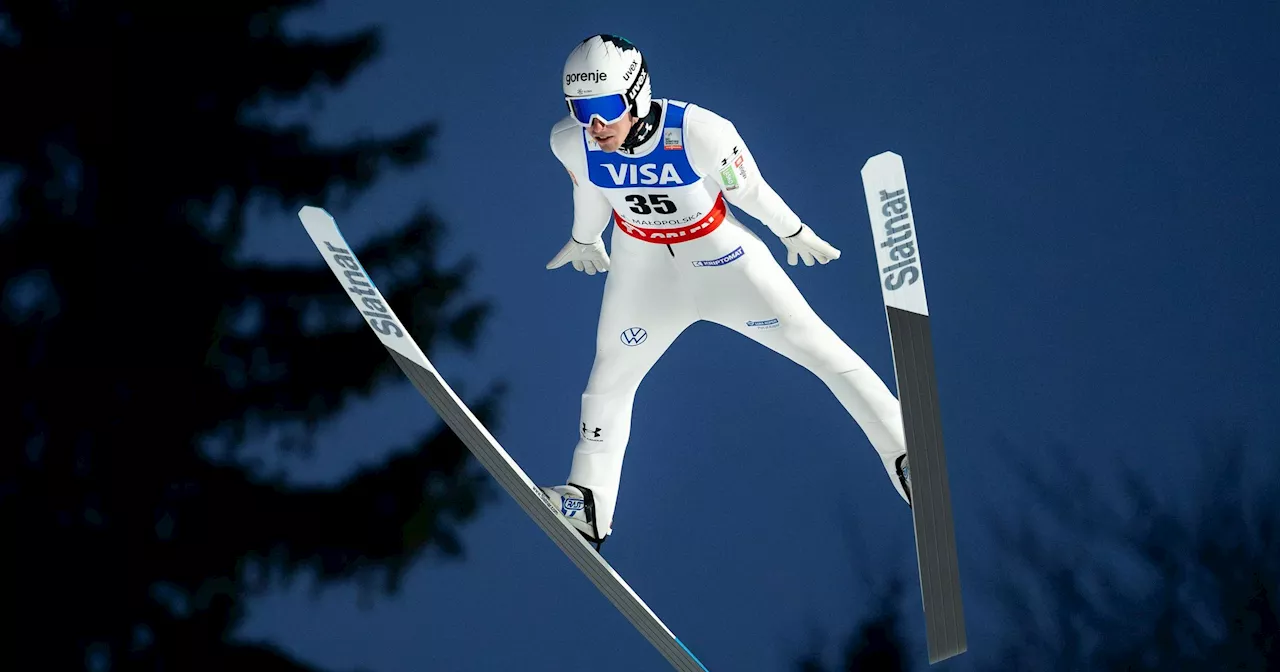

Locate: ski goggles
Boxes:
[566,93,629,126]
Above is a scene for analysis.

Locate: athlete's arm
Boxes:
[547,119,615,274]
[684,106,840,265]
[683,106,805,238]
[550,118,615,244]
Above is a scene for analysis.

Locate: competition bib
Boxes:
[584,100,725,243]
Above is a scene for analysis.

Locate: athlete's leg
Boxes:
[566,237,699,535]
[692,222,910,503]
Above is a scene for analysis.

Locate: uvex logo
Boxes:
[566,71,607,86]
[603,163,684,186]
[876,188,920,290]
[323,241,405,338]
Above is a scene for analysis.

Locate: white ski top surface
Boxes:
[297,206,709,672]
[861,151,929,317]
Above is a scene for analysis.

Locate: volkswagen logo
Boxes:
[619,327,648,346]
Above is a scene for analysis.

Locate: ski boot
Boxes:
[896,453,912,508]
[539,483,608,552]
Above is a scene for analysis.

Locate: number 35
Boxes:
[625,194,677,215]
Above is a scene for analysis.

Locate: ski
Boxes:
[297,206,709,672]
[859,152,967,664]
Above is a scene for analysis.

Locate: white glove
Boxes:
[780,225,840,266]
[546,237,611,275]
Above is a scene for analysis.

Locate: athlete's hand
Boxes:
[780,225,840,266]
[546,237,611,275]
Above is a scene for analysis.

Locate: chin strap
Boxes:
[619,101,662,153]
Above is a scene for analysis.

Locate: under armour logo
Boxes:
[582,423,602,440]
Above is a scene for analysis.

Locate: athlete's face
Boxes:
[588,111,635,153]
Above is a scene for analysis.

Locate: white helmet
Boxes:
[562,34,651,124]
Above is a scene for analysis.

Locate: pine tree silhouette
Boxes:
[992,433,1278,671]
[1,2,499,670]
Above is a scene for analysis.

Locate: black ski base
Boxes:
[887,306,966,664]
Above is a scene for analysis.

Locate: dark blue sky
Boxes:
[237,1,1279,670]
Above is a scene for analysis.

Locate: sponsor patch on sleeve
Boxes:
[732,146,749,180]
[719,158,739,191]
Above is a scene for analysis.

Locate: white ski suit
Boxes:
[548,99,909,536]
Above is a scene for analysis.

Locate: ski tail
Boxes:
[297,206,709,672]
[860,153,968,664]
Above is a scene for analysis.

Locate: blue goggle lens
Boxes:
[567,94,629,125]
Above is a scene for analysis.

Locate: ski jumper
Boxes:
[549,100,909,535]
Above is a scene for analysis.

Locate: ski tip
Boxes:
[861,150,903,172]
[298,205,333,223]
